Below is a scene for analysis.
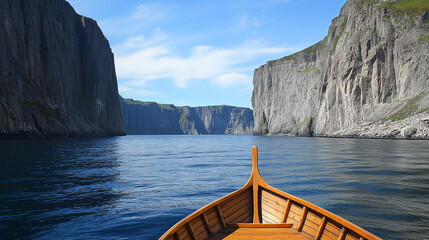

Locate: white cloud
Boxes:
[115,40,295,88]
[113,28,200,56]
[232,13,262,33]
[118,85,161,98]
[106,3,298,91]
[113,29,167,55]
[99,4,167,36]
[212,73,251,88]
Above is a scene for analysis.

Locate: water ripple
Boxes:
[0,135,428,239]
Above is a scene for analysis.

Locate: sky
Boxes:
[67,0,347,108]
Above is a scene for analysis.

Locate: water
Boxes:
[0,135,428,239]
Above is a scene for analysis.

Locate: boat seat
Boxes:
[228,223,293,228]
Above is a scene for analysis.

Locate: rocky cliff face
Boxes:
[0,0,124,139]
[120,97,254,135]
[252,0,429,139]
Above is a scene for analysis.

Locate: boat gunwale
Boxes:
[159,185,252,239]
[159,146,381,240]
[258,184,380,240]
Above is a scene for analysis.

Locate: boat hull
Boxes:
[159,146,380,240]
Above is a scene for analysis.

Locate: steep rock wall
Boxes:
[120,97,254,135]
[0,0,124,139]
[252,0,429,139]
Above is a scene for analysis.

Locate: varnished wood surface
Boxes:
[159,146,381,240]
[208,227,313,240]
[227,223,293,228]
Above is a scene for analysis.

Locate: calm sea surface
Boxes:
[0,135,428,239]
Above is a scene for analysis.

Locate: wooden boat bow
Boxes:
[159,146,381,240]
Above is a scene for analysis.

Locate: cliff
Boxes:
[0,0,124,139]
[252,0,429,139]
[119,97,254,135]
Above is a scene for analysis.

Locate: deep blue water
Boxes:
[0,135,428,239]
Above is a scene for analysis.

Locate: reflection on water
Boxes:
[0,138,122,239]
[0,135,428,239]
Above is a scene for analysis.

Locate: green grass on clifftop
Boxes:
[123,98,175,110]
[267,41,323,66]
[380,0,429,15]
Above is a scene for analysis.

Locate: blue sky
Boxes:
[67,0,347,108]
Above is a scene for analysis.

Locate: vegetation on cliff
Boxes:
[252,0,429,139]
[120,97,254,135]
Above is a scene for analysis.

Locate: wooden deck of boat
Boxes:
[209,227,312,240]
[159,146,381,240]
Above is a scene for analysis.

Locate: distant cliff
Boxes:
[0,0,124,139]
[252,0,429,139]
[120,97,253,134]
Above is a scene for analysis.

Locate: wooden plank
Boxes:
[323,220,341,239]
[262,210,281,224]
[288,203,303,229]
[233,207,254,223]
[297,206,308,232]
[207,208,220,227]
[261,201,284,223]
[165,235,175,240]
[190,216,209,240]
[261,202,283,221]
[261,190,287,214]
[208,227,313,240]
[322,231,338,240]
[338,227,347,240]
[252,146,260,224]
[209,222,222,234]
[224,200,253,223]
[287,215,300,225]
[201,212,213,236]
[345,231,360,240]
[177,226,190,240]
[206,207,217,222]
[216,205,227,229]
[186,222,197,240]
[227,223,293,228]
[195,228,209,240]
[305,211,323,225]
[289,204,303,216]
[345,234,359,240]
[238,214,253,224]
[261,192,285,223]
[302,211,322,238]
[222,195,252,217]
[221,189,252,213]
[316,216,327,240]
[321,234,336,240]
[287,217,299,224]
[302,222,319,238]
[303,227,318,238]
[303,218,320,233]
[257,184,381,240]
[281,199,292,223]
[174,232,181,240]
[253,182,260,223]
[190,216,204,232]
[207,207,222,234]
[160,147,381,240]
